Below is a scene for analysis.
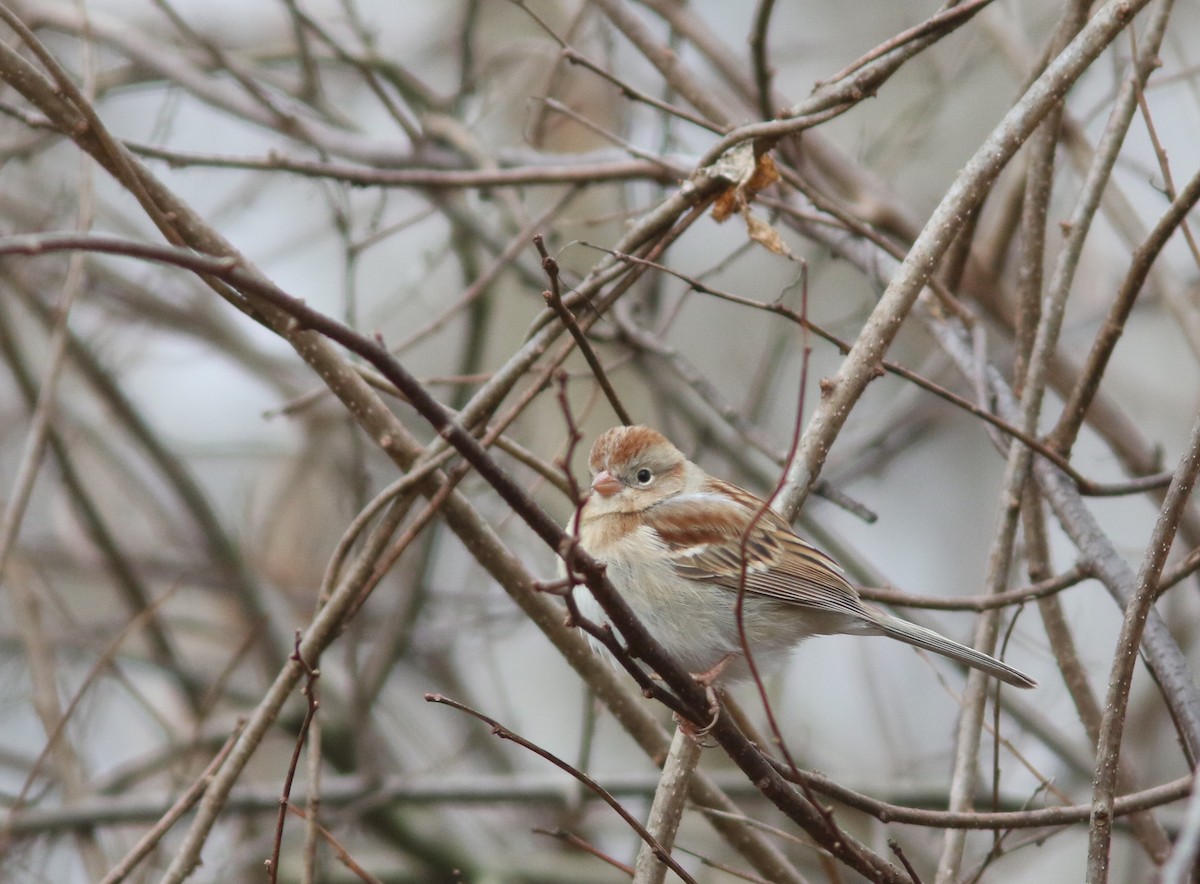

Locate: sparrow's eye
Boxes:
[635,467,653,484]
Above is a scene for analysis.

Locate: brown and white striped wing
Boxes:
[643,479,868,620]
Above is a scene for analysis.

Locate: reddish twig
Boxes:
[533,827,635,876]
[267,634,321,884]
[888,838,923,884]
[858,562,1092,611]
[284,805,382,884]
[535,234,634,426]
[426,693,697,883]
[584,242,1174,497]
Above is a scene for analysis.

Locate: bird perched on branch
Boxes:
[572,425,1036,689]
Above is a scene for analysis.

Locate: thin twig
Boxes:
[98,723,246,884]
[426,694,697,884]
[585,241,1170,498]
[1087,408,1200,879]
[857,562,1092,612]
[633,725,703,884]
[535,234,633,426]
[267,634,322,884]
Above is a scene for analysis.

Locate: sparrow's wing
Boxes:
[644,479,1039,687]
[643,479,868,619]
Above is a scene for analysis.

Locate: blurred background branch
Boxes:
[0,1,1197,881]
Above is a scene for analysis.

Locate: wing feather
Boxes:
[643,479,868,619]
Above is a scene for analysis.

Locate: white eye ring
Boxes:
[635,468,652,484]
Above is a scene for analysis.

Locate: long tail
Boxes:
[868,611,1037,689]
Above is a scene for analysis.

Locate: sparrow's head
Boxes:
[586,425,688,513]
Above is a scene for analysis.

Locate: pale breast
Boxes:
[573,511,804,676]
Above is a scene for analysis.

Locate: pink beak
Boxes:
[591,470,623,498]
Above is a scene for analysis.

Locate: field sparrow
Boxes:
[572,425,1036,689]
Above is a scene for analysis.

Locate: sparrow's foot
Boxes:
[680,655,737,739]
[672,706,718,744]
[692,652,737,688]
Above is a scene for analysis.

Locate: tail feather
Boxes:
[870,612,1037,689]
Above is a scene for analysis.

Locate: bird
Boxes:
[571,425,1036,689]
